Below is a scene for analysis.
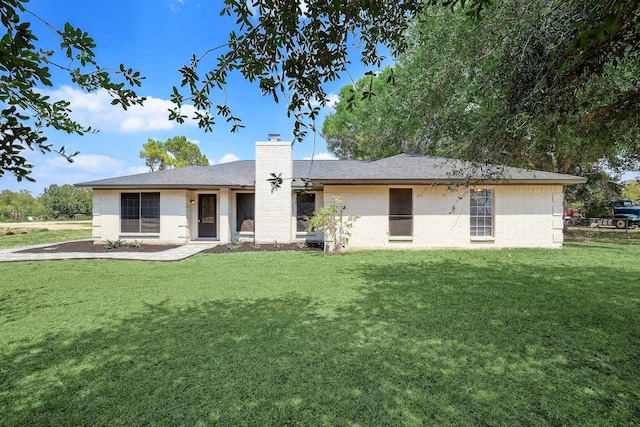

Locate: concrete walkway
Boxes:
[0,241,218,262]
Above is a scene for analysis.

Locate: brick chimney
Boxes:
[254,134,293,243]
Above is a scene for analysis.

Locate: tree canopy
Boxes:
[139,136,209,171]
[174,0,639,150]
[323,0,640,177]
[170,0,494,142]
[622,179,640,204]
[38,184,92,218]
[2,0,637,181]
[0,189,44,218]
[0,0,144,181]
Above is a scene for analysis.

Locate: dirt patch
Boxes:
[0,221,91,232]
[564,228,640,244]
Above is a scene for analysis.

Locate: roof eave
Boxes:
[75,184,254,190]
[77,176,587,190]
[315,177,587,186]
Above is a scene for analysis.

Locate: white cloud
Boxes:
[121,117,145,132]
[38,86,201,133]
[299,0,308,15]
[309,92,340,109]
[325,93,340,108]
[35,154,131,190]
[46,154,124,173]
[219,153,240,163]
[126,166,150,175]
[303,152,337,160]
[170,0,183,12]
[246,0,258,15]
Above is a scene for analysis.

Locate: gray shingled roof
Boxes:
[76,153,586,189]
[76,161,255,189]
[316,153,586,184]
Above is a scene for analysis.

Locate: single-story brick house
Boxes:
[77,136,586,249]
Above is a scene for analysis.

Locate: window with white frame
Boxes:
[296,192,315,232]
[470,189,493,237]
[120,192,160,233]
[389,188,413,237]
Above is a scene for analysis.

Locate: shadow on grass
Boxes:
[1,257,639,425]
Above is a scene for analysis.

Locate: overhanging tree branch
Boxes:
[0,0,145,181]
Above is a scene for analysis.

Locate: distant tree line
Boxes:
[0,185,92,220]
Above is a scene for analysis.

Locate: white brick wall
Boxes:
[91,189,189,244]
[218,189,231,243]
[159,190,188,243]
[92,189,118,242]
[91,192,103,240]
[92,179,565,249]
[254,141,293,243]
[493,185,565,248]
[322,184,564,250]
[186,191,196,241]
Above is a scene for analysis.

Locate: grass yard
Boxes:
[0,244,639,425]
[0,228,92,250]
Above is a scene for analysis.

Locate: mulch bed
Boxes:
[201,242,324,254]
[18,241,181,254]
[18,240,325,254]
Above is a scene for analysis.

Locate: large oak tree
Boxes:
[323,0,640,177]
[175,0,638,155]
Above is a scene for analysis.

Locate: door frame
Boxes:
[197,193,217,238]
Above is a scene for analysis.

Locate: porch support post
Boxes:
[219,188,230,244]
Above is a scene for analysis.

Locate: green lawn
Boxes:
[0,228,92,250]
[1,244,638,425]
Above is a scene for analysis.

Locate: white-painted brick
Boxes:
[218,189,231,243]
[321,184,564,249]
[91,189,189,245]
[254,141,293,244]
[91,167,566,249]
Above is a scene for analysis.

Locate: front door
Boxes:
[198,194,217,238]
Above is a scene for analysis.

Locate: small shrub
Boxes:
[227,239,243,250]
[274,240,283,249]
[250,243,261,249]
[105,239,124,249]
[128,240,143,248]
[296,242,307,249]
[305,195,359,253]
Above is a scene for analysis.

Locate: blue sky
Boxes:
[3,0,376,195]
